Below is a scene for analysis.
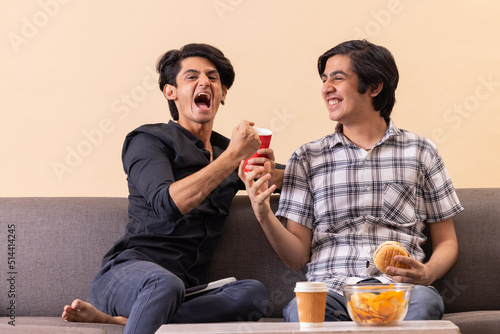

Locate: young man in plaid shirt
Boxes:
[239,40,463,322]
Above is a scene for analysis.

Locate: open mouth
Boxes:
[194,92,211,109]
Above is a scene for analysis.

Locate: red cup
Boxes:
[244,127,272,173]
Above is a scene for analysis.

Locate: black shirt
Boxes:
[102,121,244,287]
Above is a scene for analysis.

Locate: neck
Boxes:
[341,117,388,150]
[178,119,213,148]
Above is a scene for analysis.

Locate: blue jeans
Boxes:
[90,259,268,334]
[283,279,444,322]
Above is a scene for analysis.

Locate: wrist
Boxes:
[218,149,242,170]
[421,263,437,285]
[256,205,274,225]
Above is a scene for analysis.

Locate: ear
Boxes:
[163,84,177,101]
[221,85,228,105]
[369,82,383,97]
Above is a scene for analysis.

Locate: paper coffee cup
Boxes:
[294,282,328,328]
[244,127,273,174]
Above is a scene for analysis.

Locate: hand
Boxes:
[244,147,277,176]
[244,147,283,190]
[238,160,276,221]
[227,121,261,162]
[386,255,433,286]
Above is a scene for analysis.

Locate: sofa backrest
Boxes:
[0,197,128,317]
[210,189,500,317]
[207,195,305,319]
[431,188,500,314]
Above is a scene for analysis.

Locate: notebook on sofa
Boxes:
[185,277,237,297]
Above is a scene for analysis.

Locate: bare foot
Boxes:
[62,299,127,326]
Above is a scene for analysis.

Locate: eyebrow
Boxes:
[321,70,347,79]
[183,69,219,76]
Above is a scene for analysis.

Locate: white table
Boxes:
[156,320,460,334]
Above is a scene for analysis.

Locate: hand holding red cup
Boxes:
[244,127,272,173]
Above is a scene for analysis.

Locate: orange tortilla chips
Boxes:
[348,289,407,325]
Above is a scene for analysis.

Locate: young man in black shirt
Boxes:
[62,43,283,334]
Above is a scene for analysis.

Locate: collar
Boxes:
[329,118,402,148]
[168,120,230,150]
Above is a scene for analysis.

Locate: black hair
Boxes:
[318,40,399,121]
[156,43,235,121]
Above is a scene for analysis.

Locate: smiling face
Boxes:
[164,56,227,129]
[321,55,379,126]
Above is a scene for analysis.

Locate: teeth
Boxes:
[197,93,208,97]
[329,99,340,105]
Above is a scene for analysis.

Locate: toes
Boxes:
[71,299,83,310]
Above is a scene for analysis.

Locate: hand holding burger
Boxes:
[373,241,410,275]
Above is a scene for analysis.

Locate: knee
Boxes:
[155,271,184,290]
[324,291,350,321]
[283,298,298,322]
[143,270,185,303]
[405,285,444,320]
[243,279,267,303]
[231,279,268,320]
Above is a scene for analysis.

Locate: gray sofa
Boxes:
[0,188,499,333]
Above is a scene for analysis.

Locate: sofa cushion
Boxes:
[0,325,104,334]
[0,316,124,333]
[443,311,500,334]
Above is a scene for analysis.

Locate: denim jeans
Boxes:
[90,259,268,334]
[283,279,444,322]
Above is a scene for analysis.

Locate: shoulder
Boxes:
[285,134,335,177]
[392,128,440,155]
[291,134,335,161]
[122,123,180,160]
[126,122,176,142]
[125,121,198,149]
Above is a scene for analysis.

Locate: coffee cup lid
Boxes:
[294,281,328,292]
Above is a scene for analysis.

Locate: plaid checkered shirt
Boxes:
[275,120,464,294]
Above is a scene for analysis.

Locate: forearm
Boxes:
[423,217,459,284]
[257,211,311,271]
[390,218,458,286]
[239,160,311,271]
[170,152,239,214]
[424,238,458,284]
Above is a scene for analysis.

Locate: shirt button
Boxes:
[366,186,371,191]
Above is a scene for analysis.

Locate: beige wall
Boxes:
[1,0,499,197]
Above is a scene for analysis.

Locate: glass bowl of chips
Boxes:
[342,283,414,326]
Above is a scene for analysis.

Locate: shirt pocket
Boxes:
[383,182,417,224]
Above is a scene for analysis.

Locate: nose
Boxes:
[321,79,334,95]
[198,73,210,87]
